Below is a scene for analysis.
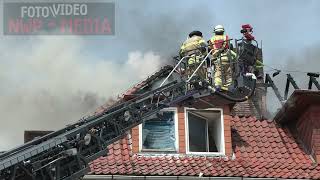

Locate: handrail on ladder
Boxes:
[187,49,213,82]
[159,55,191,87]
[160,50,214,87]
[161,38,235,87]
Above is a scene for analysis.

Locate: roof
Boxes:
[89,116,320,179]
[274,90,320,124]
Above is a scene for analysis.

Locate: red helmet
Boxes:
[241,24,253,32]
[241,24,255,41]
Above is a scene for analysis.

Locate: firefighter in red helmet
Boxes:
[239,24,264,75]
[241,24,255,41]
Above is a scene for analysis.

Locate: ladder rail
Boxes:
[159,55,191,87]
[187,49,213,82]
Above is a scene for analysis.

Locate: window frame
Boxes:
[138,107,179,153]
[184,107,225,156]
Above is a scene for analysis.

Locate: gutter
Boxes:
[83,175,291,180]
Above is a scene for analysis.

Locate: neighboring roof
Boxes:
[89,116,320,179]
[274,90,320,124]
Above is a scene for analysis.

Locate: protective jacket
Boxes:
[209,34,236,91]
[180,36,207,65]
[209,34,229,51]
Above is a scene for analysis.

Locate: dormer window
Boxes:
[139,108,178,152]
[134,107,227,155]
[185,108,225,155]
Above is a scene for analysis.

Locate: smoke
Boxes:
[0,36,165,150]
[115,0,215,58]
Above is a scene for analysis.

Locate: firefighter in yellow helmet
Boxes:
[180,31,207,80]
[209,25,237,91]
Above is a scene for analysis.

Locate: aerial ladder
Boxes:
[0,37,259,180]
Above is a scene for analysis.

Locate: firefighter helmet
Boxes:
[188,30,203,38]
[214,25,225,33]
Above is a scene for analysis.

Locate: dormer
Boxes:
[275,90,320,162]
[124,65,266,158]
[131,98,234,157]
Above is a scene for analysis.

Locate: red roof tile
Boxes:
[90,116,320,179]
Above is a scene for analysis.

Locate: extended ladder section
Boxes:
[0,80,198,180]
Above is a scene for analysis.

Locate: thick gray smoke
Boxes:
[0,37,165,150]
[114,1,215,60]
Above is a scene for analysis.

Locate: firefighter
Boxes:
[179,30,207,80]
[209,25,236,91]
[239,24,264,76]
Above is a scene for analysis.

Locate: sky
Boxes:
[0,0,320,150]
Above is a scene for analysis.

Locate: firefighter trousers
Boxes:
[187,54,207,80]
[214,63,232,91]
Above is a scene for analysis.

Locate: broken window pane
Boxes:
[142,111,176,151]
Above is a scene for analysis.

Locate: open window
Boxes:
[139,108,178,152]
[185,108,224,155]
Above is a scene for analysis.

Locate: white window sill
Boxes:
[140,149,177,152]
[136,152,180,157]
[186,152,225,157]
[135,152,227,158]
